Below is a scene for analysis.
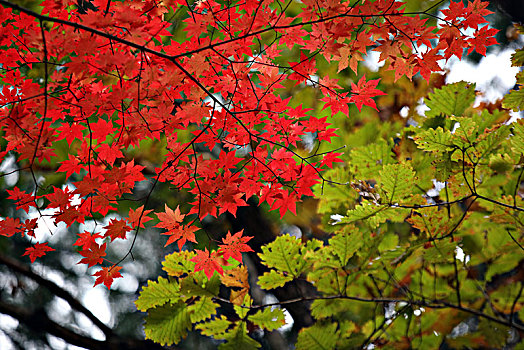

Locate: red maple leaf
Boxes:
[57,154,84,179]
[6,187,35,213]
[93,265,123,289]
[348,75,387,111]
[22,218,38,238]
[190,248,226,279]
[73,231,102,250]
[128,205,153,228]
[218,230,253,263]
[0,217,21,238]
[78,243,107,267]
[103,218,132,241]
[155,204,198,249]
[23,242,55,263]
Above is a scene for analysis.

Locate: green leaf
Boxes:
[196,315,232,337]
[510,121,524,153]
[144,302,191,346]
[378,163,416,203]
[180,274,220,298]
[248,307,286,331]
[416,240,457,263]
[219,323,261,350]
[233,295,251,319]
[162,251,196,277]
[258,269,293,290]
[413,127,454,153]
[348,139,395,179]
[341,203,389,227]
[259,234,308,277]
[503,89,524,112]
[511,48,524,66]
[328,228,363,267]
[378,233,399,251]
[188,297,219,323]
[296,323,339,350]
[424,81,476,118]
[135,277,180,312]
[310,298,353,319]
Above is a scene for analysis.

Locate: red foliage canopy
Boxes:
[0,0,496,287]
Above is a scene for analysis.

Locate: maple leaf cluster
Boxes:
[0,0,497,288]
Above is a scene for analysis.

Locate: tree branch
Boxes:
[0,254,112,338]
[0,299,165,350]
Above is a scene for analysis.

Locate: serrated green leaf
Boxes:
[348,139,395,179]
[144,302,191,346]
[196,315,232,337]
[475,124,510,159]
[503,88,524,112]
[328,229,363,267]
[341,203,389,227]
[258,234,308,277]
[413,127,454,153]
[219,322,261,350]
[233,295,251,319]
[378,163,416,203]
[511,48,524,67]
[188,296,219,323]
[310,298,353,319]
[417,240,457,263]
[296,323,339,350]
[248,307,286,331]
[258,269,293,289]
[424,81,476,118]
[162,251,196,277]
[180,274,220,298]
[378,233,399,251]
[510,121,524,152]
[135,277,180,312]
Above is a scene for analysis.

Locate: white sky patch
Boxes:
[445,48,520,103]
[48,296,72,321]
[416,96,430,117]
[81,284,111,337]
[330,214,344,225]
[363,51,385,72]
[0,154,19,187]
[0,314,19,331]
[111,272,139,293]
[399,106,409,118]
[455,246,470,264]
[427,179,446,198]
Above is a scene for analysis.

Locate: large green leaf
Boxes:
[510,120,524,153]
[348,139,395,179]
[341,203,389,227]
[188,296,219,323]
[248,308,286,331]
[162,251,196,277]
[424,81,476,117]
[135,277,180,312]
[327,228,363,267]
[378,163,416,203]
[503,89,524,112]
[258,269,294,289]
[296,323,339,350]
[413,127,454,153]
[196,315,232,337]
[258,234,309,277]
[219,323,261,350]
[144,302,191,346]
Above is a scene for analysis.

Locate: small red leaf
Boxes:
[23,242,55,263]
[93,265,123,289]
